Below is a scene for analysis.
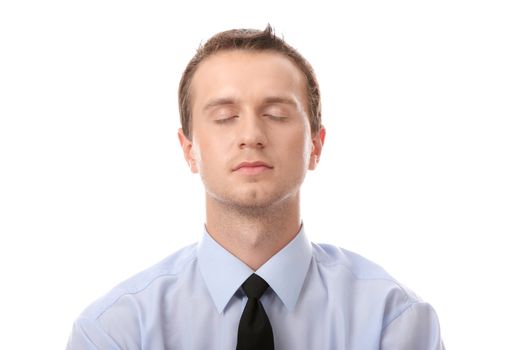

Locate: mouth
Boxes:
[233,161,274,175]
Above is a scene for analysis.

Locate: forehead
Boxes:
[190,50,307,112]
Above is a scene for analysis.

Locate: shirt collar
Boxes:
[197,224,313,314]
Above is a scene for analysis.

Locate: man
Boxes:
[67,26,445,349]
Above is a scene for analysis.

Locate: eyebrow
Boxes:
[261,96,297,107]
[202,96,298,112]
[203,98,237,111]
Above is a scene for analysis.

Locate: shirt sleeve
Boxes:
[380,301,445,350]
[66,316,121,350]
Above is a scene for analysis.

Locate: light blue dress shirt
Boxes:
[67,226,445,349]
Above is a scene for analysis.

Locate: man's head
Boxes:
[178,26,325,213]
[178,25,322,140]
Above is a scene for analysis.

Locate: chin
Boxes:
[232,190,297,212]
[207,184,297,211]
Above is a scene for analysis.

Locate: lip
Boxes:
[233,161,273,172]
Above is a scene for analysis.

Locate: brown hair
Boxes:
[178,24,322,139]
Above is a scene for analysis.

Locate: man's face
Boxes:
[179,50,325,211]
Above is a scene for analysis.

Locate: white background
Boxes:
[1,0,524,348]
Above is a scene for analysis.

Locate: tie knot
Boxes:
[242,274,269,300]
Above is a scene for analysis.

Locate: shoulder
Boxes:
[79,242,198,321]
[311,242,422,306]
[312,243,395,280]
[310,243,443,338]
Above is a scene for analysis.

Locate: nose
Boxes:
[238,114,267,150]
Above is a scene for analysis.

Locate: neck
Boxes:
[205,194,302,271]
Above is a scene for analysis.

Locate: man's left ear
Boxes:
[308,126,326,170]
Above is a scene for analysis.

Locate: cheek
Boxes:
[193,134,227,171]
[281,131,311,166]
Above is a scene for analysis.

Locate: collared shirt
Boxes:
[67,226,445,349]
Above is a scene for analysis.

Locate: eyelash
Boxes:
[265,114,287,121]
[214,115,287,124]
[214,116,238,124]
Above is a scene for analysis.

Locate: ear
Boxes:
[308,126,326,170]
[178,128,199,173]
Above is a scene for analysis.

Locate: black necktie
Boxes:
[236,274,274,350]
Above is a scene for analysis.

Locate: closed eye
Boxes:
[264,114,288,121]
[214,116,238,124]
